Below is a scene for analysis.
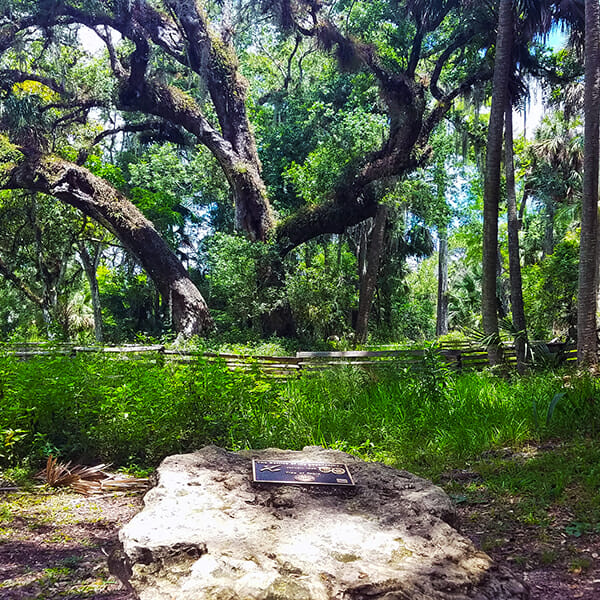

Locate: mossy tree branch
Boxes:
[2,151,213,336]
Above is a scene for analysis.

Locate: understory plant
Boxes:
[0,349,598,476]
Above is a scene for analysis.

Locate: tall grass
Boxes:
[1,349,599,474]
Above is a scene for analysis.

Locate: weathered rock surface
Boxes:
[114,446,528,599]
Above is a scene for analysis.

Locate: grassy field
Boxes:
[1,349,600,596]
[1,348,599,532]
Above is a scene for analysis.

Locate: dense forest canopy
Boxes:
[0,0,593,351]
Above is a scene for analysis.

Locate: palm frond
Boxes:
[36,456,148,495]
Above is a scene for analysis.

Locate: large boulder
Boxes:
[113,446,528,599]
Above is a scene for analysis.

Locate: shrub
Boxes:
[1,348,598,476]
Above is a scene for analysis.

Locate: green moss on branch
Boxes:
[0,134,24,184]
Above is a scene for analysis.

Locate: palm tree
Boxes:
[505,104,528,372]
[483,0,563,366]
[577,0,600,366]
[527,112,583,258]
[482,0,513,365]
[436,226,449,337]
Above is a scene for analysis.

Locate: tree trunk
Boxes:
[542,197,557,258]
[436,227,449,337]
[505,104,528,373]
[5,154,213,338]
[357,222,369,283]
[482,0,513,365]
[78,240,104,343]
[355,205,388,345]
[578,0,600,366]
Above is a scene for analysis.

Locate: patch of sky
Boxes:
[78,25,121,56]
[515,25,569,137]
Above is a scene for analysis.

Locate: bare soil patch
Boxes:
[456,500,600,599]
[0,490,142,599]
[441,465,600,600]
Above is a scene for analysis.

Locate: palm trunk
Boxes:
[578,0,600,366]
[505,104,528,373]
[482,0,513,365]
[436,227,449,337]
[78,241,104,343]
[542,197,557,258]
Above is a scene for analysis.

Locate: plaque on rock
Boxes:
[252,459,355,486]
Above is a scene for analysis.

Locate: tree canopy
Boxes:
[0,0,502,334]
[0,0,591,349]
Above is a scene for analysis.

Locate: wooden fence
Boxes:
[0,340,577,377]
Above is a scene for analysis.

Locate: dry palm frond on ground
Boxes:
[36,456,148,494]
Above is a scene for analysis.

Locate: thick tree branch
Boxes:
[93,25,125,77]
[2,152,212,336]
[0,69,70,96]
[276,193,379,255]
[116,76,273,240]
[430,28,480,100]
[76,121,189,164]
[407,21,424,78]
[0,254,44,307]
[423,67,492,143]
[161,1,262,167]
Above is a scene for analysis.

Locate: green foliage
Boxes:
[249,54,385,213]
[474,438,600,528]
[0,2,586,347]
[522,238,579,339]
[0,191,89,339]
[526,112,583,207]
[0,279,38,339]
[204,233,283,333]
[448,261,482,330]
[285,241,358,340]
[2,345,600,479]
[97,265,165,342]
[1,427,28,465]
[0,134,23,183]
[400,254,437,336]
[565,521,600,537]
[386,298,436,340]
[0,350,283,465]
[127,143,226,234]
[85,154,126,189]
[0,92,52,147]
[284,104,386,204]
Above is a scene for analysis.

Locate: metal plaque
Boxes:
[252,459,355,486]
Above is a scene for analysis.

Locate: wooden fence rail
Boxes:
[0,341,577,377]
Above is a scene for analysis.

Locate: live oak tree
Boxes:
[0,0,498,336]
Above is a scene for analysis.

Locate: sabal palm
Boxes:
[482,0,560,366]
[527,112,583,255]
[577,0,600,365]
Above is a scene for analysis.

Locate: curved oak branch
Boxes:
[3,153,212,336]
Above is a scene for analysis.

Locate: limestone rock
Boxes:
[114,446,528,599]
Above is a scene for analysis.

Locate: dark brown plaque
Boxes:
[252,459,355,486]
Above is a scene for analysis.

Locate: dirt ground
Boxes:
[455,501,600,600]
[0,484,599,599]
[0,490,142,599]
